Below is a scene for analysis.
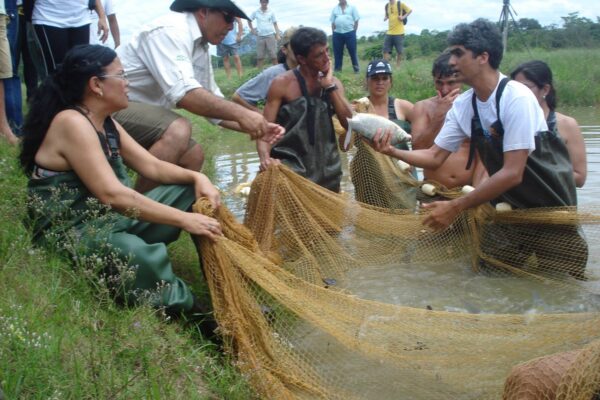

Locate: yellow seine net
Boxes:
[194,147,600,399]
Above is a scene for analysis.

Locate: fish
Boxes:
[233,181,252,197]
[344,113,412,151]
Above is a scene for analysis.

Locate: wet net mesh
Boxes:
[193,145,600,400]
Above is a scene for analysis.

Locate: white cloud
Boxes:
[115,0,600,45]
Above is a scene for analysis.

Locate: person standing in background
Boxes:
[232,26,298,113]
[17,0,38,100]
[0,0,18,144]
[248,0,280,69]
[89,0,120,48]
[383,0,411,67]
[330,0,359,73]
[32,0,108,76]
[3,0,22,137]
[217,16,243,79]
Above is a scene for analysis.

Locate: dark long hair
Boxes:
[20,44,117,174]
[510,60,557,111]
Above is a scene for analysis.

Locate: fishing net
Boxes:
[193,146,600,399]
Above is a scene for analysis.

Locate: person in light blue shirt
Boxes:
[217,16,243,78]
[330,0,359,73]
[248,0,280,69]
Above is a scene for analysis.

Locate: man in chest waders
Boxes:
[366,18,588,279]
[257,27,353,193]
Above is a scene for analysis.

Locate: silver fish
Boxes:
[344,113,412,150]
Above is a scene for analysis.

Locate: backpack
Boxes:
[385,1,408,25]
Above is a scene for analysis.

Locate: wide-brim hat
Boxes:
[170,0,250,20]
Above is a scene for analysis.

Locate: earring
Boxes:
[98,91,104,97]
[542,95,546,99]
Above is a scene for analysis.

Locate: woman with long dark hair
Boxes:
[21,44,221,321]
[511,60,587,187]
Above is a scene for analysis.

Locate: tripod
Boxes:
[498,0,518,54]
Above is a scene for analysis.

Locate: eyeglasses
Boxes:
[99,71,128,81]
[219,9,235,24]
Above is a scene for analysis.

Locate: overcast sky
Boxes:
[115,0,600,46]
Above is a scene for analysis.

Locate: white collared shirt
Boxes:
[117,11,223,111]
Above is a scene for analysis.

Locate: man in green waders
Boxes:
[257,27,353,193]
[366,18,588,279]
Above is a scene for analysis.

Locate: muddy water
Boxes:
[210,108,600,313]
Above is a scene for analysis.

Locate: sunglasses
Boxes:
[219,9,235,24]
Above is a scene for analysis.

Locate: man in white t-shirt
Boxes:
[369,18,576,227]
[367,19,586,278]
[89,0,120,48]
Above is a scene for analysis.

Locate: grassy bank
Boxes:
[0,143,254,398]
[1,45,598,399]
[216,47,600,107]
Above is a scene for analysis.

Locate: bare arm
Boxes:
[53,112,222,239]
[368,129,451,169]
[395,98,414,122]
[248,21,256,35]
[257,79,285,171]
[273,22,280,41]
[107,14,120,48]
[318,67,352,130]
[177,87,283,143]
[94,0,109,43]
[231,92,262,113]
[411,102,440,149]
[411,90,460,149]
[557,113,587,187]
[422,149,528,232]
[235,18,243,42]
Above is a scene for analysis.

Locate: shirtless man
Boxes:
[411,51,485,189]
[258,27,353,192]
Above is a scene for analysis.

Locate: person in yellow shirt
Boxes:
[383,0,411,67]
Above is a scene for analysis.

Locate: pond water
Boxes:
[208,106,600,315]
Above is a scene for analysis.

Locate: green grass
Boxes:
[1,45,598,399]
[214,47,600,107]
[0,144,255,398]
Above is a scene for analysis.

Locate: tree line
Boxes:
[360,12,600,60]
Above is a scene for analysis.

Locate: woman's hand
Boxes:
[193,173,221,210]
[181,213,222,241]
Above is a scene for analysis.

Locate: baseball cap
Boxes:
[366,60,393,77]
[170,0,250,20]
[279,27,298,47]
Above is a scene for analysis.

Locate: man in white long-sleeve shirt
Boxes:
[115,0,284,193]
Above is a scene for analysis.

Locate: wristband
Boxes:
[324,83,338,93]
